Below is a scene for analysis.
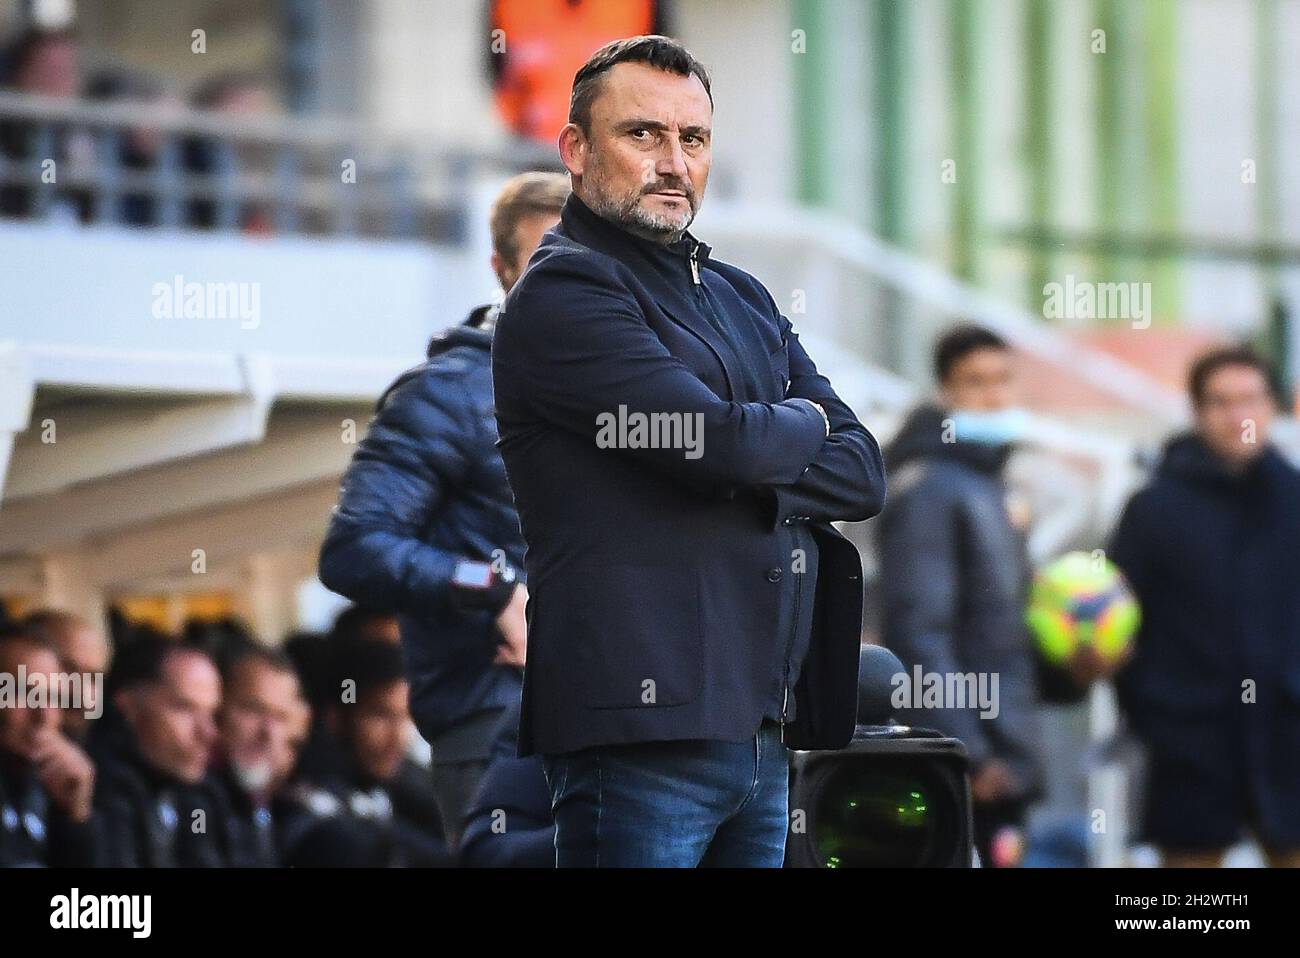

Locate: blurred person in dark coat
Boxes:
[279,638,449,867]
[458,698,554,868]
[0,626,98,866]
[492,37,884,867]
[91,638,231,867]
[319,171,569,851]
[1110,346,1300,867]
[877,324,1046,867]
[23,608,109,743]
[0,28,91,223]
[209,643,312,866]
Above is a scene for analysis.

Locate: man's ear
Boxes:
[490,250,509,292]
[558,122,587,178]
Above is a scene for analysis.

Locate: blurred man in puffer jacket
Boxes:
[319,173,569,851]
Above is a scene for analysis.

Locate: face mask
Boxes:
[949,407,1029,446]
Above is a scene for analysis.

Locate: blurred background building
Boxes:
[1,0,1297,865]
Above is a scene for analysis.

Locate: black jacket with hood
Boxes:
[876,404,1044,799]
[1109,433,1300,844]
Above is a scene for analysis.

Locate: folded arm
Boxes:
[493,251,828,490]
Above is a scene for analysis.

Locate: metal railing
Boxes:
[0,91,560,240]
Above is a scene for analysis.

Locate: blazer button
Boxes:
[766,567,783,582]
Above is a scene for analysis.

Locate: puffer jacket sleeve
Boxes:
[318,365,479,620]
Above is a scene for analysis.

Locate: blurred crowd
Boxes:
[0,25,276,232]
[0,603,504,867]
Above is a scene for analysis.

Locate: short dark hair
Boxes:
[221,641,299,689]
[1187,345,1277,407]
[108,636,212,696]
[569,35,711,134]
[329,637,406,709]
[23,608,90,644]
[0,623,50,654]
[933,323,1010,383]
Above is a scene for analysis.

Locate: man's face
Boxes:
[342,680,410,783]
[220,660,308,793]
[0,642,62,760]
[941,347,1017,413]
[1195,364,1275,468]
[17,37,79,98]
[495,210,561,293]
[562,61,712,243]
[51,623,109,736]
[118,651,221,784]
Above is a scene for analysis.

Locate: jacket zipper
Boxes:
[780,525,802,744]
[695,235,793,742]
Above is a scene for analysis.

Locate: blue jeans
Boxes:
[540,718,790,867]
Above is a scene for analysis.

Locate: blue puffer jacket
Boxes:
[319,307,524,745]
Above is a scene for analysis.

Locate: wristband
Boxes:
[450,559,518,614]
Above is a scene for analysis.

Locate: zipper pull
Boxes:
[689,245,701,285]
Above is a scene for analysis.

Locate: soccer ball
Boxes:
[1026,551,1140,665]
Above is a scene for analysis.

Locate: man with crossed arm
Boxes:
[493,36,886,867]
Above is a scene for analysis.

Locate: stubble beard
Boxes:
[584,156,699,244]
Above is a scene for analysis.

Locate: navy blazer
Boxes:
[493,193,886,756]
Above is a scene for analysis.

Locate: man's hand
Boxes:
[1066,642,1132,689]
[970,758,1018,805]
[493,584,528,667]
[31,729,95,823]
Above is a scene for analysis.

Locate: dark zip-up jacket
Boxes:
[1110,433,1300,845]
[877,404,1044,798]
[492,193,886,756]
[0,752,99,867]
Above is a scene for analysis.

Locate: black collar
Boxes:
[559,193,711,278]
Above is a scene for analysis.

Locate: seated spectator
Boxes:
[91,637,230,867]
[279,638,449,866]
[84,68,176,227]
[282,629,333,726]
[182,616,259,673]
[458,697,554,868]
[330,605,402,646]
[0,28,92,223]
[184,71,276,234]
[210,643,312,867]
[0,625,98,866]
[23,608,109,743]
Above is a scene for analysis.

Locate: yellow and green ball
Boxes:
[1026,551,1140,665]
